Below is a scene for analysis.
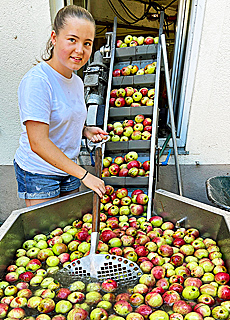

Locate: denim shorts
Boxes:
[14,160,81,200]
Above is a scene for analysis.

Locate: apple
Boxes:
[144,36,154,45]
[128,167,139,177]
[142,161,150,171]
[0,303,9,318]
[151,266,166,279]
[163,290,181,305]
[158,244,174,257]
[133,92,142,102]
[110,89,118,98]
[136,68,145,75]
[101,279,118,293]
[115,97,125,108]
[182,285,200,300]
[37,297,55,313]
[124,34,133,44]
[18,271,34,282]
[127,160,139,170]
[141,96,149,105]
[131,102,141,107]
[121,66,131,76]
[7,307,26,319]
[212,306,229,320]
[173,300,193,315]
[194,303,211,317]
[215,272,230,285]
[113,69,121,77]
[124,87,134,97]
[113,300,133,316]
[130,65,139,74]
[136,193,149,205]
[144,63,156,74]
[119,168,129,177]
[148,88,155,99]
[184,277,202,288]
[123,126,133,137]
[116,88,126,97]
[141,131,152,141]
[138,88,148,97]
[169,283,184,293]
[145,292,163,308]
[120,136,129,142]
[134,123,144,132]
[114,156,124,165]
[143,118,152,126]
[146,98,154,106]
[123,96,133,106]
[131,131,142,140]
[218,285,230,300]
[130,40,138,47]
[109,164,120,176]
[200,283,217,296]
[123,119,134,127]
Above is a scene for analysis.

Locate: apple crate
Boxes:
[109,106,153,119]
[106,140,151,152]
[102,176,149,187]
[112,73,156,87]
[116,44,157,62]
[0,189,230,278]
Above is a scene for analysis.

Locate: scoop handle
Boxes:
[92,146,102,233]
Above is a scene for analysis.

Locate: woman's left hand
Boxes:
[84,126,109,143]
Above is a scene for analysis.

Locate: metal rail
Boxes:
[102,17,117,158]
[161,34,183,196]
[147,11,165,221]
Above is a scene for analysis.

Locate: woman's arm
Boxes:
[26,120,106,197]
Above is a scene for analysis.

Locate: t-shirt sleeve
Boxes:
[18,75,52,125]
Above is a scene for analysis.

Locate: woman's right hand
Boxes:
[81,172,106,198]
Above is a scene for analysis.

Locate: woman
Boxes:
[14,5,107,207]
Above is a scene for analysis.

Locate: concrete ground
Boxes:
[1,163,230,223]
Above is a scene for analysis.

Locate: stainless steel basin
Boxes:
[0,189,229,278]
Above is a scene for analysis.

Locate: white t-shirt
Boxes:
[14,61,87,176]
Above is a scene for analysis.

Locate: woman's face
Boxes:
[50,17,95,78]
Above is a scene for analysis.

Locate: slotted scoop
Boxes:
[62,137,143,286]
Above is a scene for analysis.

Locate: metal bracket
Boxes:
[100,32,113,62]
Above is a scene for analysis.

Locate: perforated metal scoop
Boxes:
[62,137,143,286]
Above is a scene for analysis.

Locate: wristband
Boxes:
[80,171,89,181]
[82,126,88,138]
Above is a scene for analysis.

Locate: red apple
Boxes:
[113,69,121,77]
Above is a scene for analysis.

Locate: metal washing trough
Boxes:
[0,189,230,278]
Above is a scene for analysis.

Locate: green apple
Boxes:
[182,286,200,300]
[149,310,169,320]
[55,300,72,314]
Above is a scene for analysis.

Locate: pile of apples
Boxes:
[102,151,150,177]
[101,186,149,217]
[109,87,155,108]
[0,192,230,320]
[108,115,152,142]
[113,62,156,78]
[116,35,159,48]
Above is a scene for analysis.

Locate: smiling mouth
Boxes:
[70,56,82,62]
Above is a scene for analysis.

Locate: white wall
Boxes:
[180,0,230,165]
[0,0,51,164]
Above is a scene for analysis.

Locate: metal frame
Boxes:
[147,11,164,220]
[102,17,117,158]
[161,33,183,195]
